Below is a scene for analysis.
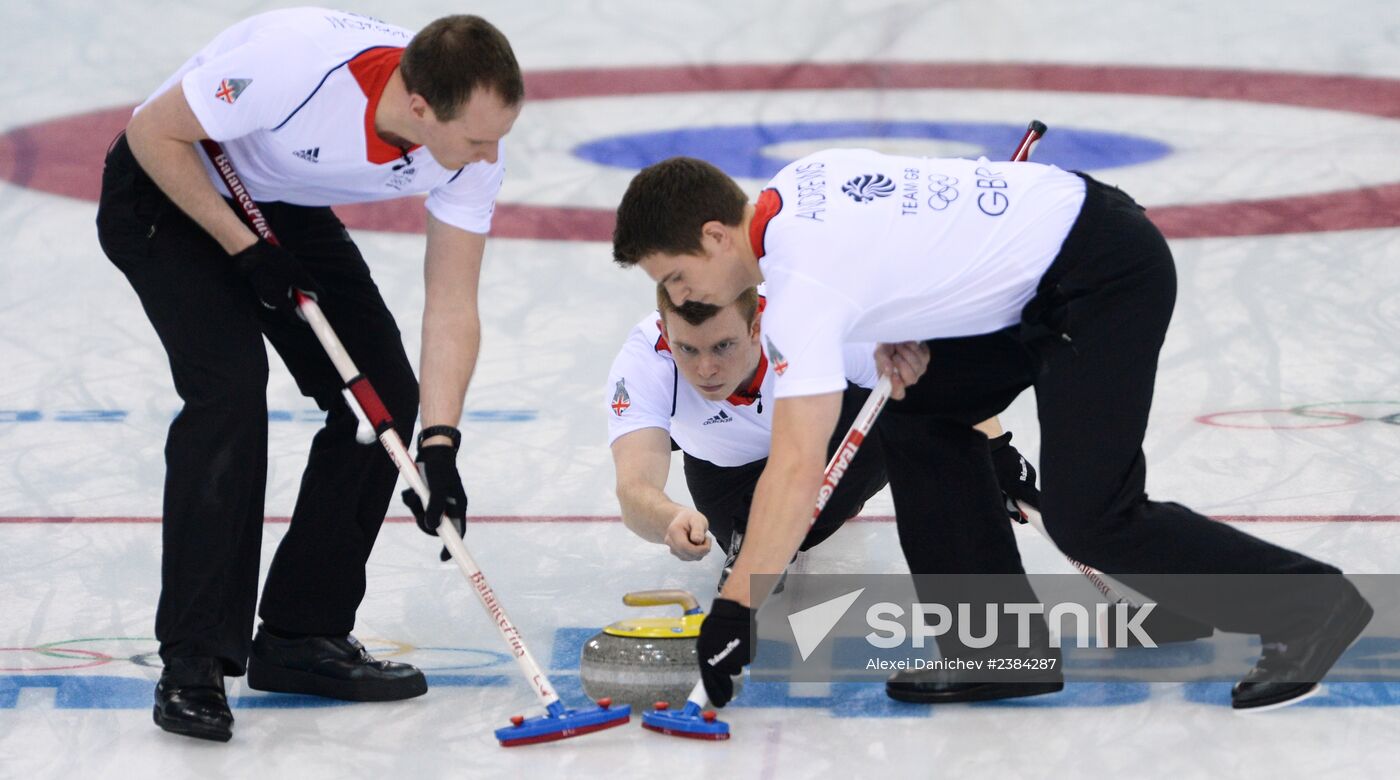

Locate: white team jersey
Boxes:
[753,149,1086,398]
[134,7,504,234]
[605,302,881,468]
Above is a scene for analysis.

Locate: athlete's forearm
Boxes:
[125,92,258,255]
[611,429,687,544]
[617,478,688,544]
[418,217,487,445]
[419,304,480,436]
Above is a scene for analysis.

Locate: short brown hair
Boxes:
[401,15,524,121]
[657,283,759,328]
[613,157,749,267]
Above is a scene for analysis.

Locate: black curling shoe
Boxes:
[1232,588,1373,711]
[247,627,428,702]
[886,668,1064,703]
[153,657,234,742]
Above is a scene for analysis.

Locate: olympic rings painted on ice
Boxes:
[128,652,161,669]
[1195,401,1400,429]
[3,636,510,674]
[33,637,154,657]
[0,647,111,672]
[1291,401,1400,425]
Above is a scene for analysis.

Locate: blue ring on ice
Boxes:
[573,121,1172,179]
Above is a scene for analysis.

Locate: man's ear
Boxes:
[749,314,761,341]
[700,220,729,254]
[407,92,432,121]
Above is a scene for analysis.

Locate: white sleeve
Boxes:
[605,330,676,445]
[841,343,880,390]
[425,149,506,235]
[180,30,325,142]
[761,277,858,399]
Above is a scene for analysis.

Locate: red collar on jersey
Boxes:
[348,47,423,165]
[727,349,767,407]
[652,295,769,407]
[748,188,783,260]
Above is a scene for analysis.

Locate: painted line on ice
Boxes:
[3,515,1399,524]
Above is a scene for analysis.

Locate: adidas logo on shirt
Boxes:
[703,410,733,426]
[293,147,321,163]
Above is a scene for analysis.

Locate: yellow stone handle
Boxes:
[622,589,701,614]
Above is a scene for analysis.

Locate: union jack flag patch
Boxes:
[765,336,789,376]
[611,378,631,416]
[214,78,252,105]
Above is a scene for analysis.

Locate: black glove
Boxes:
[401,443,467,561]
[989,431,1039,522]
[697,598,755,707]
[231,239,320,315]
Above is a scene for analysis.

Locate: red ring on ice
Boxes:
[0,647,112,672]
[2,63,1399,240]
[1194,408,1364,429]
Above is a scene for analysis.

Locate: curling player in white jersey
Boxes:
[611,151,1372,712]
[606,284,897,570]
[606,283,1079,703]
[96,8,523,742]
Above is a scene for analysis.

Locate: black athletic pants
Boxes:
[884,174,1352,643]
[683,384,888,555]
[96,135,417,674]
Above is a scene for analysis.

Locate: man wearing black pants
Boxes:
[99,137,420,669]
[891,180,1355,642]
[611,151,1371,711]
[96,10,524,742]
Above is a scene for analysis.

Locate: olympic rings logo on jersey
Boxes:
[1195,401,1400,429]
[926,173,959,211]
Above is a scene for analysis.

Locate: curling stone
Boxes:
[579,589,741,711]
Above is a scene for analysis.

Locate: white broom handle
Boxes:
[1018,501,1135,606]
